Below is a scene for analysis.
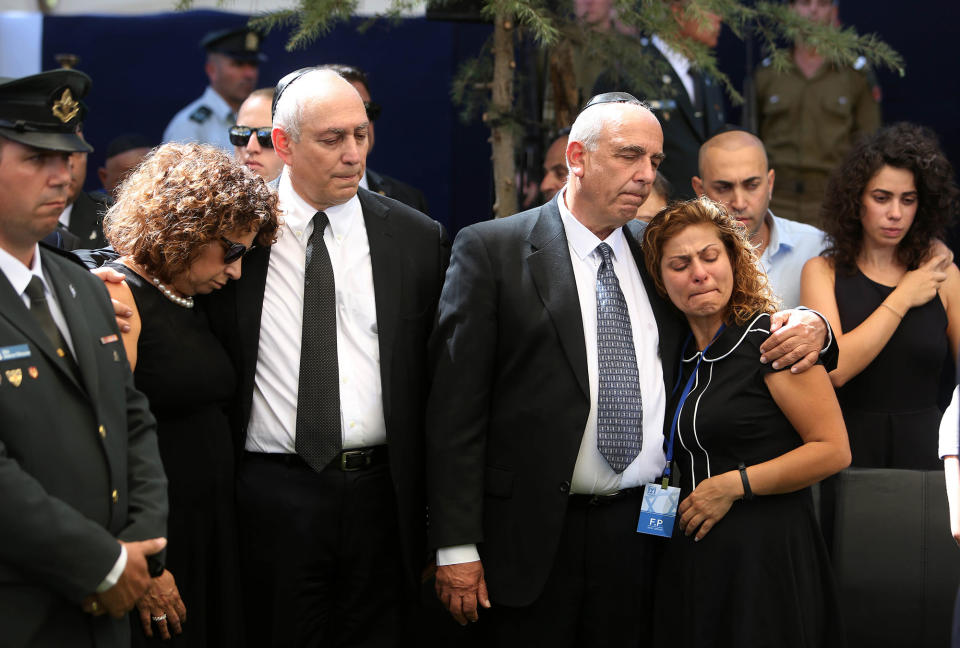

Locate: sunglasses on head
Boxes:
[220,236,256,264]
[229,126,273,148]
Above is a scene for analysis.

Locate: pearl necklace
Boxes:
[151,277,194,309]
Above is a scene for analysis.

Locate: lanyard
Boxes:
[663,324,725,485]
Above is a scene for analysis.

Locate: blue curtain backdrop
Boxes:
[43,11,493,236]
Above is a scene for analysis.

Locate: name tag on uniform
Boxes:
[637,483,680,538]
[0,344,31,361]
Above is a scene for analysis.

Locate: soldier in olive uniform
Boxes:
[752,0,881,227]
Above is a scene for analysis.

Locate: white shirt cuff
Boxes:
[437,544,481,566]
[96,545,127,593]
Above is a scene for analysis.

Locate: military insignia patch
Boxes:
[245,31,259,50]
[51,88,80,124]
[189,106,212,124]
[5,368,22,387]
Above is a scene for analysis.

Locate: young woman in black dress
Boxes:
[644,197,850,647]
[801,122,960,469]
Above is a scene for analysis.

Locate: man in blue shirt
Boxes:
[691,129,826,307]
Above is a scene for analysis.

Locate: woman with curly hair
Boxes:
[101,142,279,646]
[645,197,849,647]
[801,122,960,469]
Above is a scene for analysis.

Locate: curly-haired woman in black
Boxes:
[802,122,960,468]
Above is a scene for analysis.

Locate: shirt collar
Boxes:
[0,243,47,299]
[557,187,629,263]
[277,168,363,239]
[763,210,790,258]
[202,85,235,121]
[651,34,691,78]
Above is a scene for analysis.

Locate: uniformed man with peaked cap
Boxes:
[0,69,168,647]
[163,26,266,152]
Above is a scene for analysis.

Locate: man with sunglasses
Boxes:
[163,27,264,153]
[203,67,449,646]
[320,64,430,214]
[231,87,283,182]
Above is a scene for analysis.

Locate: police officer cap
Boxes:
[0,69,93,153]
[201,27,266,63]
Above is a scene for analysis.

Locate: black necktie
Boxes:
[295,212,342,472]
[23,275,80,377]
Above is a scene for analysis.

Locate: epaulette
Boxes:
[189,106,212,124]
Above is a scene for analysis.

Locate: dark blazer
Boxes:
[595,39,726,199]
[425,199,684,607]
[205,187,450,588]
[66,191,110,250]
[0,245,167,647]
[367,168,430,215]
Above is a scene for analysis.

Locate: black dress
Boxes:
[835,268,948,469]
[654,313,844,648]
[108,263,243,647]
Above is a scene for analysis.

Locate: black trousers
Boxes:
[477,491,660,647]
[237,452,404,648]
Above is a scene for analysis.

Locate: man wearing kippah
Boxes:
[163,27,264,152]
[0,69,167,647]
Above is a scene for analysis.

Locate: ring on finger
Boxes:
[152,614,167,623]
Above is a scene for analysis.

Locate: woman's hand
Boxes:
[677,471,743,541]
[135,569,187,640]
[890,254,948,311]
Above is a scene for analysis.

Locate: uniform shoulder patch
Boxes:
[189,106,212,124]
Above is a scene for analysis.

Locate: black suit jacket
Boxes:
[595,39,726,199]
[66,191,110,249]
[367,168,430,215]
[425,199,685,607]
[0,245,167,647]
[205,187,449,587]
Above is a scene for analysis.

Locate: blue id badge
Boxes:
[637,482,680,538]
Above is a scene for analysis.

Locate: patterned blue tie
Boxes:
[595,242,643,473]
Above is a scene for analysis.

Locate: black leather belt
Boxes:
[337,446,387,471]
[244,446,388,472]
[569,486,643,506]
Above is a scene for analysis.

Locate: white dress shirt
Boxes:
[0,243,126,590]
[437,190,667,566]
[59,202,73,229]
[245,170,387,454]
[651,34,696,105]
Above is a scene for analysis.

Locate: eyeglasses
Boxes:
[364,101,381,122]
[220,236,256,264]
[229,125,273,148]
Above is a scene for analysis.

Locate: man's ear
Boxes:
[767,168,775,200]
[567,141,587,178]
[273,127,293,166]
[98,167,108,187]
[691,175,705,197]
